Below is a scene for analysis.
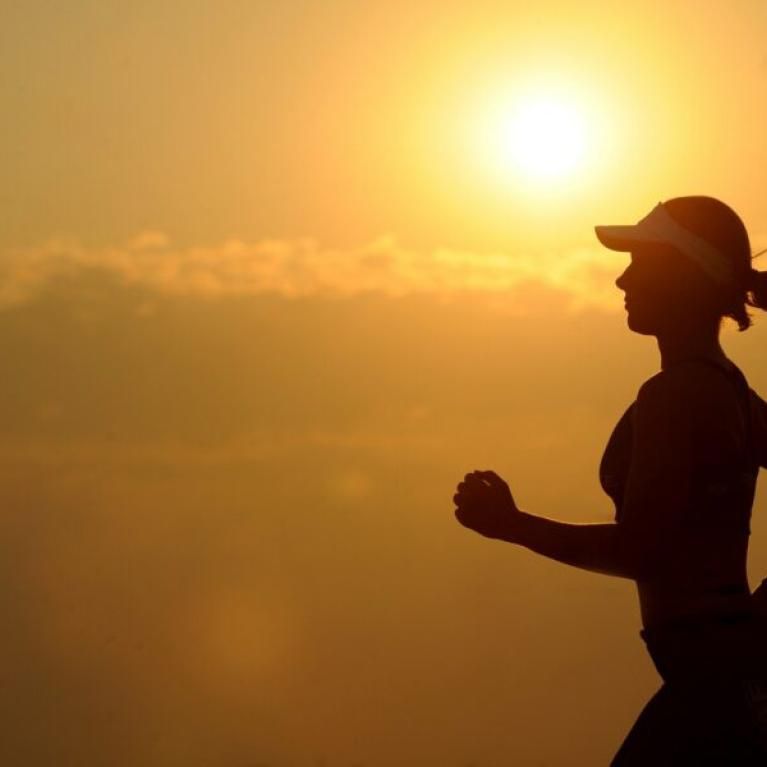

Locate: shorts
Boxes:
[611,610,767,765]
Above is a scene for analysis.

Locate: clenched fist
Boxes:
[453,469,522,541]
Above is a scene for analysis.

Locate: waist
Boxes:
[641,603,758,640]
[640,583,753,634]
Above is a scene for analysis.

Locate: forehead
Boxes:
[627,242,687,266]
[625,243,700,281]
[628,241,679,258]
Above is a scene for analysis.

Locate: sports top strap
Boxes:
[675,356,758,471]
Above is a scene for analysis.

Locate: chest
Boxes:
[598,401,757,532]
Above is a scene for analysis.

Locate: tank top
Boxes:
[599,357,759,535]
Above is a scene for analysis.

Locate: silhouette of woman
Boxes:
[453,196,767,764]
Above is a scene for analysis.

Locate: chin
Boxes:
[626,311,659,336]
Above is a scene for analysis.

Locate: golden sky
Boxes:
[4,1,767,765]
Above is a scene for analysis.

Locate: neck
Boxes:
[657,320,727,371]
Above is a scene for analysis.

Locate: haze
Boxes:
[3,1,767,764]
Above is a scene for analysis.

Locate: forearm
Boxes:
[501,510,639,580]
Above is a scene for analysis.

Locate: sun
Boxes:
[501,97,587,179]
[471,86,596,189]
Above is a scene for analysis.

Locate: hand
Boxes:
[453,469,521,541]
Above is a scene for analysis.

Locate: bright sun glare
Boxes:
[473,86,596,190]
[502,98,587,179]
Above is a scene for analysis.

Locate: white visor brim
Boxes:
[594,224,663,252]
[594,203,735,286]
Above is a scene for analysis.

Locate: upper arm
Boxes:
[618,372,696,580]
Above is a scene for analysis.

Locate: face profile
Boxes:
[614,241,723,337]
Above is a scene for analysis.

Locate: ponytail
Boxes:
[747,266,767,312]
[724,256,767,331]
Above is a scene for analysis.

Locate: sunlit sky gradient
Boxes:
[4,2,767,765]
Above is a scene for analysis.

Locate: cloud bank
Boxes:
[0,232,624,312]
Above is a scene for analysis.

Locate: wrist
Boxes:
[497,509,528,544]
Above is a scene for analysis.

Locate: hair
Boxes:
[663,196,767,331]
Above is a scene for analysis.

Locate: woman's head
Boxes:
[596,196,767,336]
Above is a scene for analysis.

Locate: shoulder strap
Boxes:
[680,357,757,471]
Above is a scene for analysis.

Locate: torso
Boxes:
[635,535,750,629]
[600,356,758,630]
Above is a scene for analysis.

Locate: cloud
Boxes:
[0,232,623,312]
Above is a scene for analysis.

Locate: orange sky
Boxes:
[4,2,767,765]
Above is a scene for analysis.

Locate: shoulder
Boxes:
[630,370,694,454]
[636,361,733,416]
[633,362,740,461]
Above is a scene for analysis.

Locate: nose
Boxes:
[615,263,630,292]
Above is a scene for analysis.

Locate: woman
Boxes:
[453,196,767,764]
